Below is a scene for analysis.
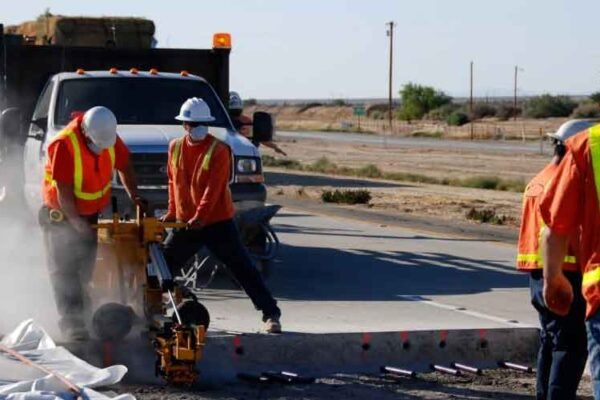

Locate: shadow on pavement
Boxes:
[268,243,525,301]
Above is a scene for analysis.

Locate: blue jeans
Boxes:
[587,311,600,399]
[530,271,587,400]
[162,219,281,321]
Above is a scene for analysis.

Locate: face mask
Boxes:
[189,125,208,140]
[87,140,102,155]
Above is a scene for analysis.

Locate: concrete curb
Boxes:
[77,327,539,384]
[200,327,539,382]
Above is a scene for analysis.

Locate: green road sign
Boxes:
[353,105,366,116]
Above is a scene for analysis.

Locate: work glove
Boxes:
[187,213,204,230]
[159,213,176,223]
[133,195,149,213]
[543,273,574,316]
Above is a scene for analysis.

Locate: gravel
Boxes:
[113,369,593,399]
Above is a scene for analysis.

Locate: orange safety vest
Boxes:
[516,163,578,272]
[43,118,115,216]
[582,125,600,309]
[169,135,221,221]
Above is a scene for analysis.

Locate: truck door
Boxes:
[24,80,54,206]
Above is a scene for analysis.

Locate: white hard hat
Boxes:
[548,119,600,142]
[82,106,117,149]
[229,91,243,110]
[175,97,215,122]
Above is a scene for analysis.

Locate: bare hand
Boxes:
[275,147,288,156]
[543,273,574,316]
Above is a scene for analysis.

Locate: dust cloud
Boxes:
[0,149,60,338]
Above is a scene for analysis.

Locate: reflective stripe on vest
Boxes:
[44,130,115,200]
[583,125,600,288]
[171,137,218,172]
[516,253,576,265]
[516,221,576,268]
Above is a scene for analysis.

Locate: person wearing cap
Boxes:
[161,97,282,333]
[41,106,143,341]
[517,120,592,400]
[228,91,287,156]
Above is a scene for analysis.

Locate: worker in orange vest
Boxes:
[517,122,590,400]
[41,106,144,341]
[229,91,287,156]
[540,122,600,400]
[161,97,282,333]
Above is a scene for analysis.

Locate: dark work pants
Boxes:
[41,211,98,332]
[163,219,280,321]
[529,270,588,400]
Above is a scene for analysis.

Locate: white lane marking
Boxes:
[344,249,371,256]
[397,295,534,328]
[379,256,474,272]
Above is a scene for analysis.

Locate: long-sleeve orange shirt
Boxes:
[166,134,235,226]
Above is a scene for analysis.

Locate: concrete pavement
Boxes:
[198,208,537,334]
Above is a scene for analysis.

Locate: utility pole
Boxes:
[513,65,518,121]
[386,21,395,133]
[470,61,474,140]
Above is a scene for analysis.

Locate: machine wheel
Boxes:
[92,302,135,341]
[174,300,210,329]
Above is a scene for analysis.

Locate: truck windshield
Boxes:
[55,77,232,127]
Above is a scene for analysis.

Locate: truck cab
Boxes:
[24,69,267,216]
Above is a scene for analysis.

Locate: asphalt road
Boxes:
[277,130,549,154]
[197,207,537,334]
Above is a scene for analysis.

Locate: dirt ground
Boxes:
[115,369,593,399]
[246,104,569,140]
[262,135,549,229]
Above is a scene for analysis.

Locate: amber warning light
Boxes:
[213,33,232,49]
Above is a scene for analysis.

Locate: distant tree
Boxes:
[524,95,577,118]
[447,111,470,126]
[332,99,346,106]
[572,103,600,118]
[243,98,257,107]
[590,92,600,105]
[37,7,53,21]
[398,83,452,121]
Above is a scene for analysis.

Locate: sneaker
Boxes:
[264,317,282,334]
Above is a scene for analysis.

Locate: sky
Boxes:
[2,0,599,99]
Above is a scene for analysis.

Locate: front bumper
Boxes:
[103,183,268,218]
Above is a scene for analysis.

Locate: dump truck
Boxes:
[0,18,276,271]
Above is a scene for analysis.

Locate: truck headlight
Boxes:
[237,158,258,173]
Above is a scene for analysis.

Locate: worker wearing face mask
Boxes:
[41,106,144,341]
[161,97,282,333]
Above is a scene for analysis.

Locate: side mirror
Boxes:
[0,108,25,147]
[30,116,48,140]
[252,112,274,143]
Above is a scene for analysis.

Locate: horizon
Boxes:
[3,0,599,99]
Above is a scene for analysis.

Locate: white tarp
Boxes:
[0,320,134,400]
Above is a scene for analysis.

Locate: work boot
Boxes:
[264,316,282,334]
